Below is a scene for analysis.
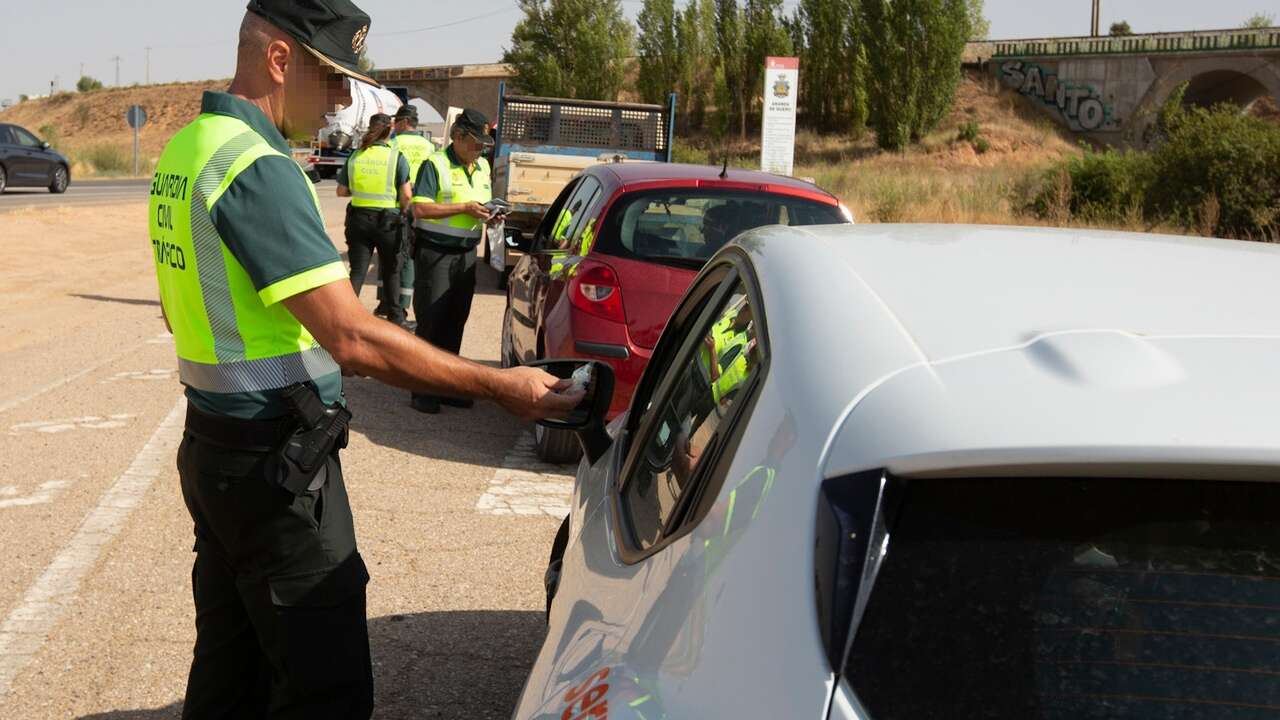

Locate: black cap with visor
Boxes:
[452,108,494,147]
[245,0,380,87]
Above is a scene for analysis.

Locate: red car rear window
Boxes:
[595,188,844,267]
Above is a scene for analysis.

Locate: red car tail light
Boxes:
[569,261,626,323]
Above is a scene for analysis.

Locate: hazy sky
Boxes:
[0,0,1273,104]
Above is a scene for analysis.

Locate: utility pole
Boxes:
[145,47,151,85]
[1091,0,1101,37]
[79,62,85,79]
[111,55,122,86]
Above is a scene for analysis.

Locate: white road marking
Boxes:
[0,397,186,696]
[0,340,155,415]
[0,481,72,510]
[476,432,576,517]
[146,333,174,345]
[9,414,134,435]
[102,369,175,383]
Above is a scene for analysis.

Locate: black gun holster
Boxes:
[271,384,352,496]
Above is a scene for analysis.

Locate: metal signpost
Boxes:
[760,57,800,177]
[126,105,148,176]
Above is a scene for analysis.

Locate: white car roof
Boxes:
[735,224,1280,480]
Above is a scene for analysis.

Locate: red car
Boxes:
[502,162,851,461]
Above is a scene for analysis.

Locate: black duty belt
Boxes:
[185,404,295,452]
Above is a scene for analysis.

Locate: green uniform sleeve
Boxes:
[412,159,439,204]
[211,155,346,307]
[336,154,351,187]
[396,154,410,187]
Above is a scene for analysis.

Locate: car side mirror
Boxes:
[506,231,533,253]
[40,141,50,150]
[527,359,615,465]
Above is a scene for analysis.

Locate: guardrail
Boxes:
[991,27,1280,58]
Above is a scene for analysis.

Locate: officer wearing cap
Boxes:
[408,108,495,414]
[337,112,411,324]
[147,3,582,717]
[383,104,432,324]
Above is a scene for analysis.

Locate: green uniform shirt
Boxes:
[166,92,346,419]
[336,141,410,214]
[411,145,474,202]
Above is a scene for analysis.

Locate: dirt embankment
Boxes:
[0,80,229,176]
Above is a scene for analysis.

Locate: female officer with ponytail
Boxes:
[337,112,411,324]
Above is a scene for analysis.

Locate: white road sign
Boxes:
[760,56,799,177]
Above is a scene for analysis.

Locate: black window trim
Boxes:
[532,176,582,253]
[609,247,773,565]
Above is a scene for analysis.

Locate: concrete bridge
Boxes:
[371,63,514,121]
[968,27,1280,145]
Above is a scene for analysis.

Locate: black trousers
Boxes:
[178,417,373,720]
[345,206,404,323]
[412,240,477,402]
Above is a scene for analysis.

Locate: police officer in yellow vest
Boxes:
[386,104,433,322]
[408,108,494,414]
[147,3,582,716]
[337,112,411,324]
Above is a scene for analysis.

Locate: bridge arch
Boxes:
[1136,56,1280,126]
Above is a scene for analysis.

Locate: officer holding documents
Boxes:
[337,112,410,324]
[408,108,495,414]
[147,2,581,716]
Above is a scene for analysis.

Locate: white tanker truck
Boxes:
[305,81,405,179]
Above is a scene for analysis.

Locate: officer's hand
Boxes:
[495,367,586,421]
[464,202,492,222]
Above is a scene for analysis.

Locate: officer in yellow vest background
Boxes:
[387,104,433,324]
[147,2,582,716]
[408,108,495,414]
[337,112,411,324]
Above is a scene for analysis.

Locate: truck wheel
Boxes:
[535,423,582,464]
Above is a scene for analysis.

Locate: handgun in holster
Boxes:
[272,384,352,496]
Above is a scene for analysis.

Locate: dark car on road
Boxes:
[0,123,71,194]
[502,162,852,461]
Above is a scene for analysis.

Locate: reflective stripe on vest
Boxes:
[393,133,432,185]
[348,143,399,209]
[413,151,491,247]
[149,113,338,394]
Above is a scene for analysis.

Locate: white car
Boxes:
[514,224,1280,720]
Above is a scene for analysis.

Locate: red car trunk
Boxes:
[606,254,699,349]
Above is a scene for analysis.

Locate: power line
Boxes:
[371,6,518,37]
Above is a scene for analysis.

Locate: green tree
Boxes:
[1241,13,1275,29]
[714,0,748,137]
[1109,20,1133,36]
[743,0,794,124]
[357,49,375,74]
[967,0,990,39]
[862,0,970,150]
[636,0,679,105]
[674,0,719,131]
[503,0,634,100]
[76,75,103,93]
[796,0,865,132]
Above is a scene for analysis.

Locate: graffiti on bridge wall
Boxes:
[1001,60,1116,132]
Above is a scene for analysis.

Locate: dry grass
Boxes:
[676,72,1176,232]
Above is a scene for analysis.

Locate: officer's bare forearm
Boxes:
[336,184,352,197]
[283,281,505,400]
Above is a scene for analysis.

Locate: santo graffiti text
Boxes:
[1001,60,1115,132]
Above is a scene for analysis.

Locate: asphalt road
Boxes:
[0,178,344,211]
[0,190,572,718]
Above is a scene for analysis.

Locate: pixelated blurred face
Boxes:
[452,132,485,164]
[282,48,349,142]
